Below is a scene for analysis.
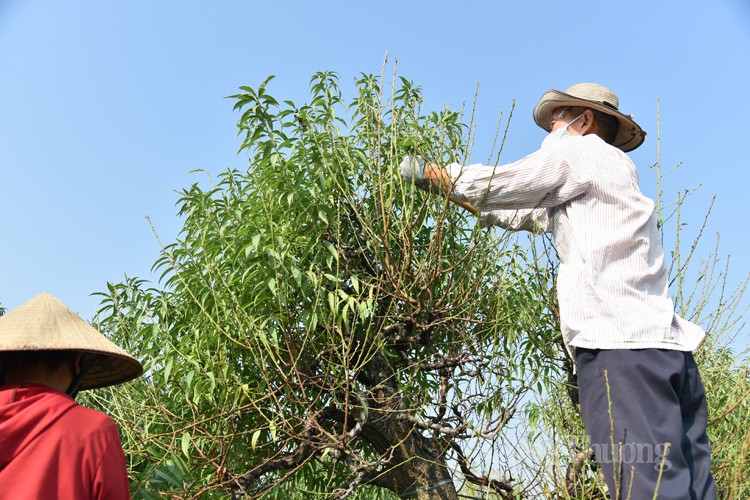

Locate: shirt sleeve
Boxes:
[478,208,550,233]
[450,140,592,211]
[92,421,131,500]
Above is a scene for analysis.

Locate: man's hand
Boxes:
[399,155,431,191]
[399,155,477,213]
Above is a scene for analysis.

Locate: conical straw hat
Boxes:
[0,292,143,390]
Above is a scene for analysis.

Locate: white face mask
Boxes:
[540,113,583,149]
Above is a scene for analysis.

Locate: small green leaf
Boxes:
[251,429,262,451]
[163,357,174,382]
[181,432,191,457]
[291,267,302,286]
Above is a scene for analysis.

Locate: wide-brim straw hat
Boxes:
[533,83,646,152]
[0,292,143,390]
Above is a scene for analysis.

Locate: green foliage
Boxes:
[92,71,562,498]
[698,338,750,498]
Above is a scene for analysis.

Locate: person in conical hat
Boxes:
[399,84,716,498]
[0,292,143,499]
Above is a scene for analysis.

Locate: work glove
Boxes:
[399,155,431,191]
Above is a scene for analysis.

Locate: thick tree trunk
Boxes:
[355,344,459,499]
[360,416,458,499]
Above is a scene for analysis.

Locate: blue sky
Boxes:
[1,0,749,339]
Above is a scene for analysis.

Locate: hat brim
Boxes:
[0,347,143,390]
[0,293,143,390]
[533,89,646,152]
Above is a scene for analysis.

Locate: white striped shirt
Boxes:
[450,134,705,351]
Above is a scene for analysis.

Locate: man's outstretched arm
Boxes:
[400,155,549,233]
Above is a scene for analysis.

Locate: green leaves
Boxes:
[92,69,567,499]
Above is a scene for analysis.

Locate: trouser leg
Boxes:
[575,348,716,500]
[680,353,716,499]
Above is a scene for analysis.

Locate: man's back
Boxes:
[544,134,695,348]
[450,133,705,350]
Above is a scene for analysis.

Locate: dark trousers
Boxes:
[575,348,716,499]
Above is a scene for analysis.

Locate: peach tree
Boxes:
[92,71,563,499]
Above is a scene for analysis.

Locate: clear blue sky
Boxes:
[2,1,749,338]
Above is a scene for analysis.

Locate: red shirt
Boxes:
[0,384,130,499]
